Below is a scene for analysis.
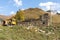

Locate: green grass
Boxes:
[0,25,60,40]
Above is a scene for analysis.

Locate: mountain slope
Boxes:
[23,8,47,20]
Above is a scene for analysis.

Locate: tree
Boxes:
[15,10,25,22]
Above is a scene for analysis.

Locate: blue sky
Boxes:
[0,0,60,15]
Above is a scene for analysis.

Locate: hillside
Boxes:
[52,14,60,23]
[0,15,15,20]
[0,15,8,20]
[23,8,47,20]
[46,10,60,24]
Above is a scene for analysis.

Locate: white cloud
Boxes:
[21,8,25,10]
[57,11,60,13]
[39,2,60,10]
[10,11,15,14]
[13,0,22,7]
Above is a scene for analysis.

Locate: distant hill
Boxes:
[0,8,48,21]
[46,10,60,23]
[0,15,8,20]
[52,14,60,23]
[23,8,47,20]
[0,8,60,24]
[0,15,14,20]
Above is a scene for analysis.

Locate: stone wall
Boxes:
[18,13,50,26]
[17,13,50,27]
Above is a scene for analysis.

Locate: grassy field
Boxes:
[0,25,60,40]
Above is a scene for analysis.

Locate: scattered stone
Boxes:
[39,29,45,33]
[35,29,38,32]
[27,25,34,30]
[46,32,55,35]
